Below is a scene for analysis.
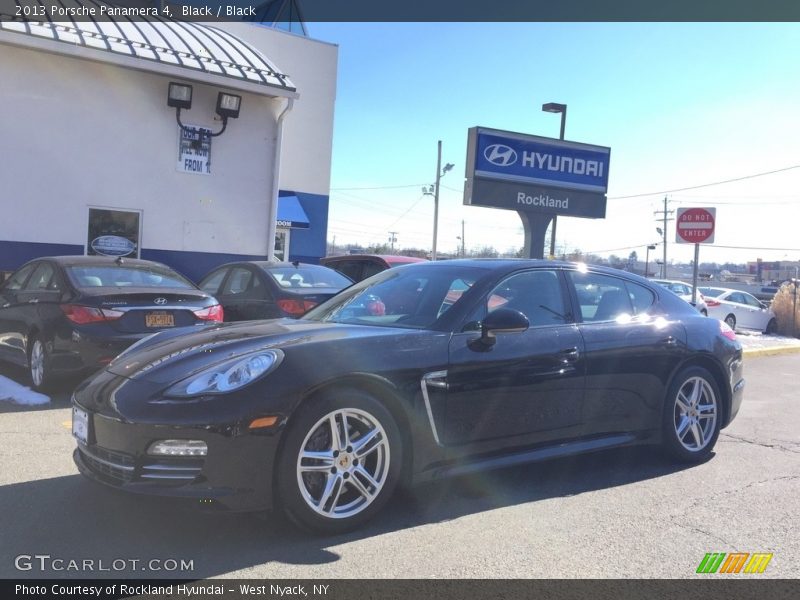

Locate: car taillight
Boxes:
[706,299,720,307]
[193,304,223,322]
[277,299,317,316]
[719,320,736,341]
[61,304,123,324]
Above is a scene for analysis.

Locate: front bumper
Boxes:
[72,404,282,512]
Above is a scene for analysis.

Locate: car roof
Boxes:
[210,261,327,270]
[321,254,427,264]
[24,255,171,269]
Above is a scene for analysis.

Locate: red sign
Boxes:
[676,207,716,244]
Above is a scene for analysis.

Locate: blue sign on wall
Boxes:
[465,127,611,218]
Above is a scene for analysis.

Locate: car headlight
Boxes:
[164,350,283,397]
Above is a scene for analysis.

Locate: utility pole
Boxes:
[461,220,466,257]
[423,141,453,261]
[388,231,398,252]
[654,196,674,278]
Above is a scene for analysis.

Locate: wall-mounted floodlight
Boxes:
[168,82,242,141]
[168,82,193,110]
[216,92,242,120]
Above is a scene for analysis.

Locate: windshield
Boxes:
[66,265,195,289]
[698,287,726,298]
[265,265,352,289]
[303,265,488,329]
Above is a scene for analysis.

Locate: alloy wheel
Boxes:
[296,408,390,519]
[673,376,718,452]
[30,340,45,388]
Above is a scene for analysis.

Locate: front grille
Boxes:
[78,444,135,485]
[140,458,204,484]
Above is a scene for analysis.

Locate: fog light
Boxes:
[148,440,207,456]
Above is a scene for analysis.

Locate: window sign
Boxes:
[178,124,211,175]
[87,208,140,258]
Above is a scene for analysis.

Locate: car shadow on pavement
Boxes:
[0,446,699,578]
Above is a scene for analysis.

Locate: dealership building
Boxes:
[0,3,337,281]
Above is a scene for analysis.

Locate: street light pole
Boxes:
[542,102,567,258]
[432,140,442,261]
[645,244,657,278]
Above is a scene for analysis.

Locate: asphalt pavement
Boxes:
[0,354,798,579]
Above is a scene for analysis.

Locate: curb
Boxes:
[742,345,800,358]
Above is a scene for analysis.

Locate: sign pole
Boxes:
[692,243,700,305]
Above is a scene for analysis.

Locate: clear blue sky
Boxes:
[308,22,800,264]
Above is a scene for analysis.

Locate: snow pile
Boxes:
[0,376,50,406]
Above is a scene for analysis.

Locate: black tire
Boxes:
[27,334,54,393]
[661,366,723,463]
[275,389,402,534]
[700,309,708,317]
[765,319,778,335]
[724,314,736,331]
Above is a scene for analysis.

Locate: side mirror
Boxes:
[477,307,529,347]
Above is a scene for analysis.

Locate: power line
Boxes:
[609,164,800,200]
[330,183,426,191]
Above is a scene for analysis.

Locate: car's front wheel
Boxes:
[661,366,722,463]
[276,389,402,534]
[765,318,778,335]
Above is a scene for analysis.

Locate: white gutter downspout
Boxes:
[266,97,295,261]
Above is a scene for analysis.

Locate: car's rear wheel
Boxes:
[661,366,722,463]
[28,335,54,392]
[724,314,736,330]
[700,309,708,317]
[276,389,402,534]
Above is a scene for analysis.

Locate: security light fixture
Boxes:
[167,82,193,110]
[167,82,241,140]
[216,92,242,120]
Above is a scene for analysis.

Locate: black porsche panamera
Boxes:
[71,260,744,533]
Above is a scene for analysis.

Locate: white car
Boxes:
[698,286,778,334]
[652,279,709,316]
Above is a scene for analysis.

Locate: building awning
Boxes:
[0,0,296,98]
[277,196,310,229]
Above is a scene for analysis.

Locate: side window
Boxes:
[569,271,633,322]
[486,270,566,327]
[333,261,363,282]
[362,262,386,280]
[625,281,655,315]
[728,292,746,305]
[25,263,55,291]
[221,267,253,296]
[200,269,227,295]
[742,294,762,308]
[5,263,37,291]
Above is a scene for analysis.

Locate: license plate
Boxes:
[145,312,174,328]
[72,407,89,444]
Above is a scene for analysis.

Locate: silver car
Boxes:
[698,286,778,334]
[652,279,709,316]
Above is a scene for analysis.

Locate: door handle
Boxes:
[27,298,39,304]
[559,347,580,362]
[661,336,677,346]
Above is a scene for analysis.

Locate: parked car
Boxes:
[651,279,708,315]
[698,286,778,333]
[197,261,352,320]
[0,256,222,391]
[72,260,743,533]
[320,254,426,283]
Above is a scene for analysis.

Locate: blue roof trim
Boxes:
[277,195,310,229]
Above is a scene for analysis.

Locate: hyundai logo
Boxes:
[154,297,168,305]
[484,144,518,167]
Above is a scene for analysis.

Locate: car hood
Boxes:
[105,318,410,384]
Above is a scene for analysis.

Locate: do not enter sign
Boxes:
[676,207,716,244]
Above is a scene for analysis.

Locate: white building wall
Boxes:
[0,42,280,258]
[218,24,338,196]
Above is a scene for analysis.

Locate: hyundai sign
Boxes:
[464,127,610,218]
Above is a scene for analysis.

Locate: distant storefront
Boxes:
[0,5,336,281]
